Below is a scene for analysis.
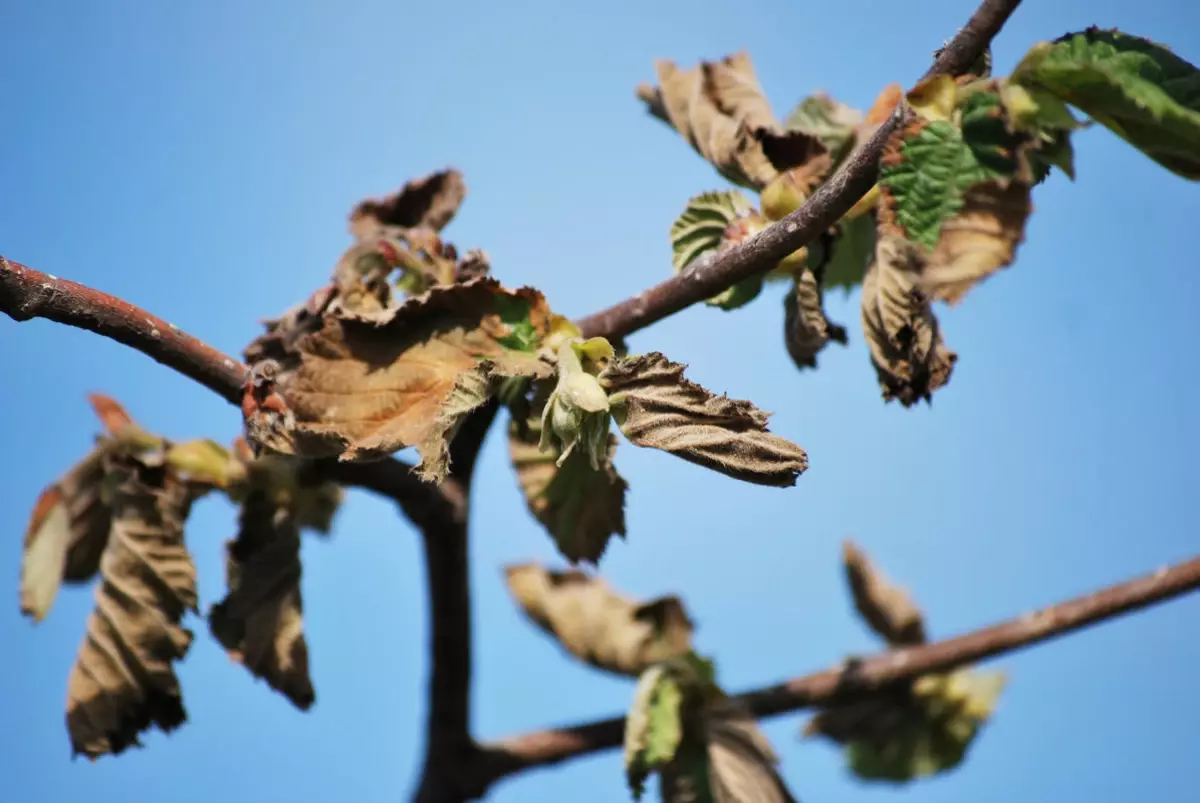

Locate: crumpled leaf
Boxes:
[625,664,685,799]
[20,394,148,621]
[505,563,693,676]
[209,490,314,710]
[784,264,848,371]
[808,541,1006,782]
[670,190,766,310]
[806,669,1007,782]
[639,52,828,191]
[842,540,926,646]
[66,449,199,758]
[600,353,807,487]
[242,277,555,478]
[349,168,466,239]
[785,92,864,164]
[509,373,627,564]
[1013,28,1200,180]
[860,235,957,406]
[660,702,797,803]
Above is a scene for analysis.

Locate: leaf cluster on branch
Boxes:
[7,8,1200,803]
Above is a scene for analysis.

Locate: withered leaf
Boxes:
[842,540,926,646]
[67,452,199,758]
[784,266,848,371]
[917,180,1032,305]
[661,703,797,803]
[243,278,554,479]
[505,563,692,676]
[600,353,808,487]
[641,52,827,191]
[860,236,957,406]
[509,412,627,564]
[349,168,466,239]
[209,491,314,710]
[20,448,113,621]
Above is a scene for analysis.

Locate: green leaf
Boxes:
[493,294,540,352]
[785,93,863,164]
[670,191,765,311]
[878,109,1016,252]
[625,665,685,800]
[822,213,876,293]
[1013,28,1200,179]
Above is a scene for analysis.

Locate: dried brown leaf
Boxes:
[784,267,848,371]
[209,491,314,710]
[86,392,134,436]
[919,181,1032,305]
[20,447,114,621]
[242,278,554,478]
[842,539,927,646]
[860,235,957,406]
[505,563,692,676]
[66,452,199,758]
[349,169,466,240]
[509,413,628,564]
[600,353,807,487]
[646,52,827,191]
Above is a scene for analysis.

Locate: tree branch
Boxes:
[478,552,1200,782]
[575,0,1024,341]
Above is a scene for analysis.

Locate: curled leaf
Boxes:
[505,563,692,676]
[806,669,1007,782]
[1013,29,1200,180]
[784,266,848,371]
[209,491,314,710]
[66,451,199,758]
[349,168,467,239]
[842,540,926,646]
[640,52,828,190]
[242,278,554,478]
[785,92,864,164]
[601,353,807,487]
[670,191,766,310]
[626,665,685,799]
[860,236,957,406]
[20,448,113,621]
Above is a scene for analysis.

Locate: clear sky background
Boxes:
[2,1,1198,801]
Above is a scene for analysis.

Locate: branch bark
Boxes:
[477,552,1200,783]
[575,0,1024,342]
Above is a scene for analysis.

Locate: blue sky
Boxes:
[2,1,1198,801]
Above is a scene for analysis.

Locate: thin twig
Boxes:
[478,552,1200,781]
[575,0,1024,341]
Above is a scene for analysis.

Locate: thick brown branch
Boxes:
[575,0,1024,341]
[479,552,1200,781]
[0,256,248,405]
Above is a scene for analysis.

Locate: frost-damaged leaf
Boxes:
[625,664,685,799]
[660,703,797,803]
[784,266,848,371]
[670,191,766,311]
[20,394,150,622]
[860,236,957,406]
[209,491,314,710]
[600,353,807,487]
[505,563,692,676]
[822,213,876,294]
[227,442,344,536]
[785,92,864,164]
[242,278,554,479]
[640,52,828,191]
[1013,29,1200,180]
[20,449,112,621]
[842,540,926,646]
[349,168,467,239]
[67,450,199,758]
[806,669,1007,782]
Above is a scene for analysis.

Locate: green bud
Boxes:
[539,339,614,469]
